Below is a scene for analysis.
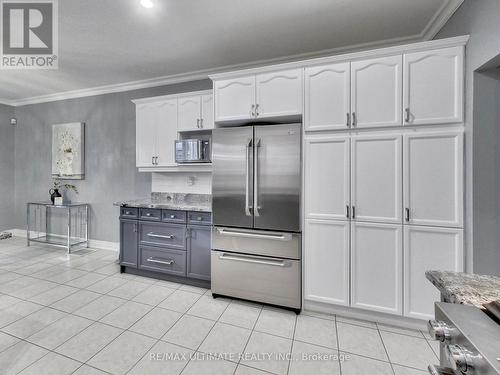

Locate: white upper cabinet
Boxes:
[255,69,303,118]
[403,46,464,125]
[156,99,178,167]
[178,95,200,131]
[351,134,402,223]
[201,93,214,130]
[351,55,403,128]
[403,131,463,228]
[178,93,214,131]
[213,69,303,123]
[404,226,463,320]
[305,219,350,306]
[304,135,350,220]
[136,102,160,167]
[304,62,350,131]
[351,222,403,315]
[214,76,256,122]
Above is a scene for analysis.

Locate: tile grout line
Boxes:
[285,312,299,375]
[376,322,397,375]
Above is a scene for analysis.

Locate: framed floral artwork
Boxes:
[51,122,85,180]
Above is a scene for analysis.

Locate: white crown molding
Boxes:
[132,89,212,104]
[8,228,119,252]
[3,0,464,107]
[420,0,465,40]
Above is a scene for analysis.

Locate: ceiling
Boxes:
[0,0,463,105]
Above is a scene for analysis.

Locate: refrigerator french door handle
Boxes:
[254,138,262,217]
[245,139,253,216]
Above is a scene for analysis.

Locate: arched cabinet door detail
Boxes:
[214,77,256,122]
[305,62,351,131]
[403,46,464,125]
[351,55,403,128]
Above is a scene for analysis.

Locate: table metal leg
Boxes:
[67,207,71,254]
[26,204,30,247]
[85,205,89,248]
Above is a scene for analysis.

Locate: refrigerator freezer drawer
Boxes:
[211,250,301,309]
[212,226,301,260]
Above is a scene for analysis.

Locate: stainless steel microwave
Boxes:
[175,139,211,163]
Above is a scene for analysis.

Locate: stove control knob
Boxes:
[446,344,478,374]
[428,320,457,342]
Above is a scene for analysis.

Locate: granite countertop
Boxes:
[426,270,500,309]
[114,192,212,212]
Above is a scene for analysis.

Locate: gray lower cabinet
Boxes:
[119,208,211,284]
[187,225,211,280]
[120,219,138,268]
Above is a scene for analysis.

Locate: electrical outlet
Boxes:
[187,176,196,186]
[10,118,17,126]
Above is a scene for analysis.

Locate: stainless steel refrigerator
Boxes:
[211,123,302,311]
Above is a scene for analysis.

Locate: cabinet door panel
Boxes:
[305,220,349,306]
[403,131,463,227]
[351,134,402,223]
[201,94,214,130]
[403,46,464,125]
[305,135,350,220]
[351,222,402,315]
[305,62,350,131]
[156,99,178,166]
[256,69,303,118]
[214,77,255,122]
[135,102,157,167]
[404,226,463,320]
[187,225,211,281]
[351,55,402,128]
[120,220,138,268]
[178,95,201,131]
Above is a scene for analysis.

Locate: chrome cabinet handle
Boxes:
[244,139,253,217]
[147,257,174,265]
[196,119,200,128]
[352,112,357,127]
[219,253,286,267]
[254,138,261,217]
[351,206,356,219]
[346,113,350,127]
[216,228,292,241]
[145,213,152,217]
[250,104,255,117]
[151,156,154,165]
[405,108,411,123]
[255,104,260,117]
[134,223,137,233]
[147,232,173,239]
[170,215,175,219]
[155,156,159,165]
[125,211,132,215]
[200,118,203,128]
[405,208,410,222]
[346,205,350,219]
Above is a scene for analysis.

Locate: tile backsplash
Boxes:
[152,172,212,194]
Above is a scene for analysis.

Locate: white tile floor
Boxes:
[0,237,439,375]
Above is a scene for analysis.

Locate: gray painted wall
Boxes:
[436,0,500,275]
[0,104,15,231]
[13,79,212,242]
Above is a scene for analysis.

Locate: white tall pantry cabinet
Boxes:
[303,40,465,322]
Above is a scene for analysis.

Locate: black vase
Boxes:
[49,188,62,204]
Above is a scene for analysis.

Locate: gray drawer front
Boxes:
[139,246,186,276]
[162,210,187,224]
[188,211,212,226]
[121,207,138,219]
[140,222,186,250]
[140,208,162,221]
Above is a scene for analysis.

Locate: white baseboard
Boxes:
[8,228,119,252]
[304,300,427,330]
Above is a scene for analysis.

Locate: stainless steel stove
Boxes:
[427,302,500,375]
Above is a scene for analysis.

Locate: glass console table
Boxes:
[27,202,89,254]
